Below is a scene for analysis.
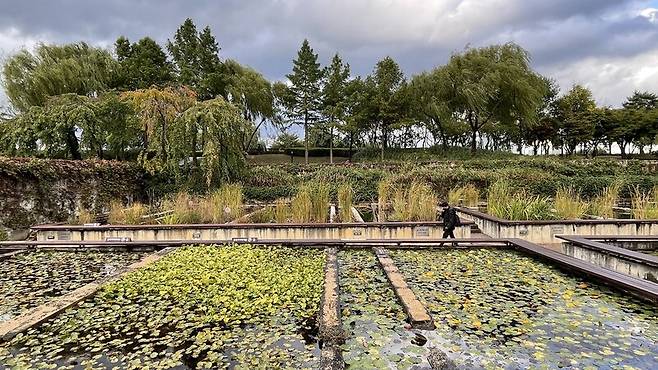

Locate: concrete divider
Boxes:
[373,247,435,330]
[318,247,345,370]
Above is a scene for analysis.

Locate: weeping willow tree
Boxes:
[175,97,249,188]
[1,43,119,112]
[121,86,197,171]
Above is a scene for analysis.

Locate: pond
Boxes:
[338,250,432,369]
[0,250,148,323]
[390,248,658,369]
[0,246,324,369]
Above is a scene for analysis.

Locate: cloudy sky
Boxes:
[1,0,658,109]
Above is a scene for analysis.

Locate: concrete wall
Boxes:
[35,223,471,243]
[562,243,658,283]
[459,210,658,248]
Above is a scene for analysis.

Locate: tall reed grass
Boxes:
[487,180,554,220]
[389,181,438,221]
[554,187,588,220]
[275,198,289,223]
[337,183,353,222]
[108,201,149,224]
[76,208,95,224]
[200,184,244,223]
[378,178,394,221]
[632,186,658,219]
[291,185,313,223]
[589,182,622,218]
[160,192,202,224]
[448,184,479,207]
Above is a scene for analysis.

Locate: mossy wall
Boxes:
[0,157,143,233]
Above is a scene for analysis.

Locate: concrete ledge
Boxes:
[0,247,176,341]
[511,238,658,303]
[373,247,435,330]
[318,247,345,370]
[0,250,26,260]
[557,235,658,283]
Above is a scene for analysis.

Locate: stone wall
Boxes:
[0,157,143,238]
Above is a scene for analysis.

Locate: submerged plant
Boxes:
[337,183,354,222]
[554,187,588,220]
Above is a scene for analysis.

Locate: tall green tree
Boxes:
[285,39,325,164]
[167,19,224,99]
[322,53,350,163]
[2,42,119,112]
[555,85,596,155]
[622,91,658,154]
[409,70,455,149]
[437,43,545,153]
[223,60,277,151]
[371,56,408,160]
[114,36,173,90]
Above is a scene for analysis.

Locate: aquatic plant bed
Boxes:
[0,246,324,369]
[0,251,147,323]
[338,250,432,369]
[390,248,658,369]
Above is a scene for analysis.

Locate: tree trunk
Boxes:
[380,124,386,162]
[330,125,334,164]
[66,127,82,160]
[349,133,354,160]
[470,130,477,154]
[304,112,309,165]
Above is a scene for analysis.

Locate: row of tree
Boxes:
[280,42,658,160]
[1,18,657,177]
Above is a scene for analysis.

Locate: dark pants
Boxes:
[442,228,455,239]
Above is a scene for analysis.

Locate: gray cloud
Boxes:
[1,0,658,107]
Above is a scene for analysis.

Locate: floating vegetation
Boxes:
[338,250,430,369]
[0,251,147,323]
[391,248,658,369]
[0,246,324,369]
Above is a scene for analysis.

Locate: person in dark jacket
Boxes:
[439,201,459,239]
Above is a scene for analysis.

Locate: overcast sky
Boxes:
[1,0,658,110]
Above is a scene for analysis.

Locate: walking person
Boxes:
[439,201,460,244]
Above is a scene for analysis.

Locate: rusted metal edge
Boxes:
[318,247,345,370]
[458,207,658,226]
[581,235,658,242]
[510,238,658,303]
[557,235,658,267]
[373,247,435,330]
[30,220,474,231]
[0,247,176,341]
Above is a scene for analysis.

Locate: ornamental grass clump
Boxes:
[377,178,394,221]
[390,181,438,221]
[449,184,479,207]
[311,182,330,223]
[589,182,622,219]
[291,185,313,223]
[201,184,244,223]
[76,208,95,224]
[161,192,202,224]
[274,198,289,223]
[337,183,354,222]
[554,187,588,220]
[487,180,553,220]
[107,201,149,224]
[632,186,658,219]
